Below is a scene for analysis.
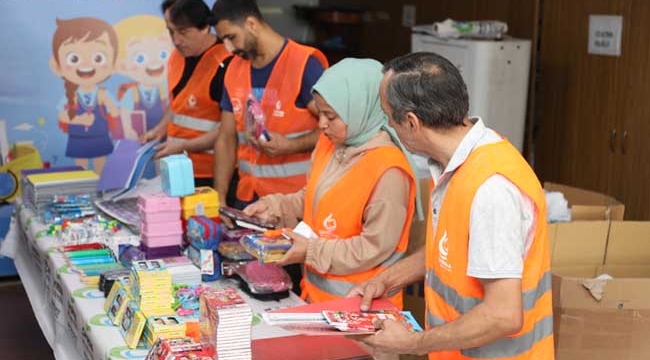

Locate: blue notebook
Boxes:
[97,140,158,201]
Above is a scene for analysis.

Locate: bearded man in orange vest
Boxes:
[211,0,328,210]
[142,0,233,189]
[349,52,554,359]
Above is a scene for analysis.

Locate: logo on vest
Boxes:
[187,94,197,108]
[272,100,285,117]
[438,231,452,271]
[318,213,337,238]
[232,98,242,115]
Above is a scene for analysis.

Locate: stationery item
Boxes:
[181,187,220,219]
[95,197,140,227]
[23,169,99,211]
[199,287,252,359]
[240,231,292,263]
[233,261,291,300]
[119,300,147,349]
[97,139,159,201]
[263,296,423,335]
[140,244,181,259]
[160,154,194,197]
[145,337,213,360]
[187,215,221,249]
[218,206,275,232]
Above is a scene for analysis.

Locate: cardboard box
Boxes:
[553,266,650,360]
[544,182,624,268]
[552,218,650,360]
[544,182,625,221]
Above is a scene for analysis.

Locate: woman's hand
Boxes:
[276,229,309,266]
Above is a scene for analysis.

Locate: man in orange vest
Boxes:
[142,0,232,189]
[349,52,554,359]
[211,0,328,210]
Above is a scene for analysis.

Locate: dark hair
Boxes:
[162,0,216,29]
[382,52,469,129]
[211,0,264,25]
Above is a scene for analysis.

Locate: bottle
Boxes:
[432,18,508,40]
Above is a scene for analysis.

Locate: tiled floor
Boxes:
[0,277,54,358]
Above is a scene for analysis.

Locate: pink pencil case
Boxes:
[140,219,183,236]
[140,223,183,247]
[138,192,181,212]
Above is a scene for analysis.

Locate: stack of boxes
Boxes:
[139,192,182,259]
[130,260,174,317]
[186,215,221,282]
[200,287,252,360]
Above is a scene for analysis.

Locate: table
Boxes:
[2,202,372,360]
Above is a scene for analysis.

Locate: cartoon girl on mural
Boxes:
[113,14,171,141]
[50,17,119,174]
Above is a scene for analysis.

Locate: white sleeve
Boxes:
[466,174,536,279]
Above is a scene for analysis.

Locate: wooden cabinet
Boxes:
[535,0,650,220]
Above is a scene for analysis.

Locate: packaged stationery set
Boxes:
[186,215,222,281]
[240,230,292,263]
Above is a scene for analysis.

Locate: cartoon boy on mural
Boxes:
[113,14,171,140]
[50,17,120,174]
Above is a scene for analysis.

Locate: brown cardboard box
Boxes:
[544,182,625,221]
[552,219,650,360]
[553,266,650,360]
[544,182,624,268]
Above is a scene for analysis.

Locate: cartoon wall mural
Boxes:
[50,17,120,174]
[0,1,202,174]
[113,15,171,141]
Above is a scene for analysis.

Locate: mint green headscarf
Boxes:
[312,58,424,220]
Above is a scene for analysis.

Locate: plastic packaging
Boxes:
[233,261,292,294]
[240,232,292,263]
[432,18,508,40]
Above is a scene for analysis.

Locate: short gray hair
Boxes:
[383,52,469,129]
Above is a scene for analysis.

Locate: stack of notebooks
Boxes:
[21,167,99,211]
[161,256,201,285]
[200,287,252,360]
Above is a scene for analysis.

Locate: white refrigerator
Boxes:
[411,24,531,152]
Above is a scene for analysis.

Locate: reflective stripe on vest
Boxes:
[426,312,553,358]
[167,136,215,154]
[305,250,406,297]
[236,129,313,145]
[238,159,311,178]
[173,114,220,132]
[425,270,552,318]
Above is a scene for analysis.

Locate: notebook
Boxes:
[98,140,158,201]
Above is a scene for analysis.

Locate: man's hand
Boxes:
[140,126,166,144]
[153,141,184,159]
[355,319,424,355]
[276,229,309,266]
[255,131,292,157]
[347,279,389,312]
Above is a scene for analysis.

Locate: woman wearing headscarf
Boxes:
[243,58,423,307]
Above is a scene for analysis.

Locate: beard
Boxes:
[234,34,258,60]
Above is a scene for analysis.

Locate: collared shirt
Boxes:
[428,117,536,279]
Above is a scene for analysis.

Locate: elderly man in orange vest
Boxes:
[142,0,232,189]
[211,0,328,210]
[349,52,554,359]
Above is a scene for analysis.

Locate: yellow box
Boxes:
[181,186,220,219]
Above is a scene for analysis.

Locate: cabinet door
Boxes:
[535,0,623,195]
[610,0,650,220]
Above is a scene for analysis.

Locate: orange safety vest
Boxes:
[302,134,416,307]
[224,40,329,201]
[167,44,230,178]
[424,140,554,359]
